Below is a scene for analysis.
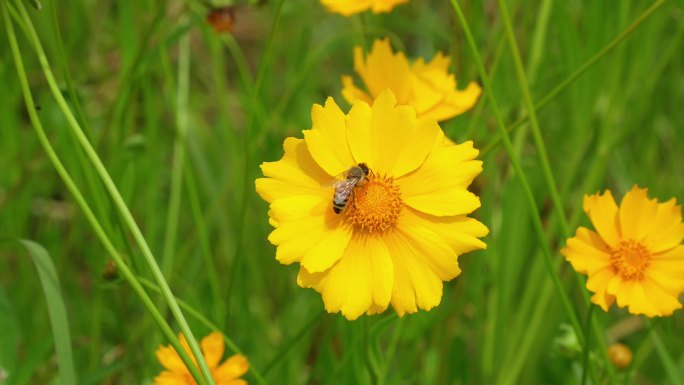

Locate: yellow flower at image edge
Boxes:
[561,186,684,317]
[256,90,488,320]
[342,39,481,122]
[320,0,408,16]
[154,332,249,385]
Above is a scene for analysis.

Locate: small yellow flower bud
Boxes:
[608,343,633,369]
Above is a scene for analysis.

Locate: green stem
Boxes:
[581,305,595,385]
[226,0,286,312]
[450,0,583,354]
[161,30,191,278]
[183,159,224,322]
[378,317,404,385]
[262,310,325,376]
[480,0,667,158]
[645,319,684,385]
[496,0,570,235]
[0,4,207,383]
[11,1,214,383]
[364,318,379,385]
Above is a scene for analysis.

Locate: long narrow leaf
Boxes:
[19,240,76,385]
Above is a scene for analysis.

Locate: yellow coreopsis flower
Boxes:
[320,0,408,16]
[342,39,481,122]
[154,332,249,385]
[255,90,488,320]
[561,186,684,317]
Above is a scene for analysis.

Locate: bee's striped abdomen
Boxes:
[333,190,351,214]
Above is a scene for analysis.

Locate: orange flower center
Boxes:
[610,239,651,280]
[346,175,402,233]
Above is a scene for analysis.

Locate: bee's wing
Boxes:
[322,171,350,189]
[333,178,359,198]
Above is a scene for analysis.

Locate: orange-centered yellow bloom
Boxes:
[342,39,481,122]
[256,90,488,320]
[154,332,249,385]
[320,0,408,16]
[561,186,684,317]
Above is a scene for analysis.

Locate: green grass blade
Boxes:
[1,4,208,383]
[646,319,684,385]
[18,240,76,385]
[480,0,668,157]
[9,1,215,381]
[0,285,19,381]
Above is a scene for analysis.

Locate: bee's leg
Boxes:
[350,190,358,211]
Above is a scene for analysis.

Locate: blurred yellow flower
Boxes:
[561,186,684,317]
[256,90,488,320]
[342,39,481,122]
[320,0,408,16]
[154,332,249,385]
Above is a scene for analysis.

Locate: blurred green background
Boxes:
[1,0,683,384]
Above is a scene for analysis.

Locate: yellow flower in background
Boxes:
[256,90,488,320]
[154,332,249,385]
[342,39,481,122]
[320,0,408,16]
[561,186,684,317]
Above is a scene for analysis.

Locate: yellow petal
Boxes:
[609,280,658,317]
[561,227,612,275]
[200,332,224,369]
[403,189,480,217]
[410,57,454,115]
[631,280,681,317]
[153,371,188,385]
[649,246,684,282]
[155,344,187,374]
[304,98,356,177]
[619,185,658,241]
[645,269,684,296]
[643,198,684,253]
[320,0,373,16]
[585,267,617,311]
[268,207,350,269]
[384,230,446,315]
[345,99,374,166]
[364,90,438,177]
[400,208,487,255]
[256,137,330,203]
[315,236,393,319]
[357,39,412,102]
[421,82,482,122]
[214,354,249,381]
[341,75,372,106]
[409,53,481,121]
[394,214,462,281]
[297,266,323,288]
[583,190,621,247]
[299,222,353,273]
[370,0,408,13]
[398,139,482,216]
[268,195,329,223]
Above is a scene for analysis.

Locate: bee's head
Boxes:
[358,163,369,176]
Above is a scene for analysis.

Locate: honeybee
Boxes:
[331,163,370,214]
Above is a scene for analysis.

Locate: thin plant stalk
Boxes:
[10,1,215,382]
[581,305,595,385]
[161,30,191,278]
[226,0,286,311]
[0,4,208,383]
[450,0,583,352]
[481,0,667,157]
